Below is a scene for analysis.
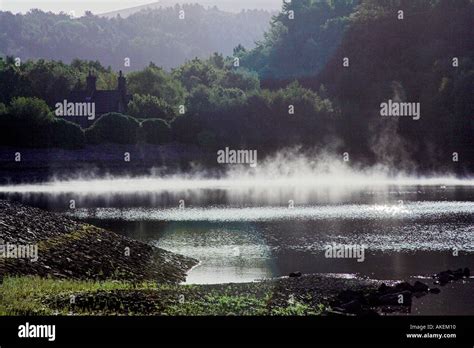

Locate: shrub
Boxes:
[128,94,176,121]
[85,112,139,144]
[8,97,54,125]
[49,119,85,149]
[0,102,6,115]
[139,118,172,144]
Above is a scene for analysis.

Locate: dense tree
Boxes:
[128,94,176,122]
[85,113,139,144]
[127,64,186,106]
[313,0,474,171]
[0,6,274,70]
[139,119,172,145]
[0,97,84,148]
[238,0,359,79]
[7,97,54,125]
[0,0,472,174]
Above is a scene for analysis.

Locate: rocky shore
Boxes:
[0,200,198,283]
[0,199,471,316]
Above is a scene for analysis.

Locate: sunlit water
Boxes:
[1,177,473,288]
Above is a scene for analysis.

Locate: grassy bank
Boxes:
[0,276,325,316]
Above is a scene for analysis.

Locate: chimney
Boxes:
[86,70,97,94]
[118,70,126,96]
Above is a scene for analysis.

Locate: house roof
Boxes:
[68,90,131,115]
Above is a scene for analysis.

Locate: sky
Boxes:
[0,0,282,16]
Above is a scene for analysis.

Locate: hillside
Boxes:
[99,0,281,17]
[0,5,273,70]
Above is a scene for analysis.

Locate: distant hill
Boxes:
[0,4,274,70]
[99,1,281,17]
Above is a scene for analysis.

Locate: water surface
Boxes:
[1,180,472,286]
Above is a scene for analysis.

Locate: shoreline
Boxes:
[0,199,471,316]
[0,199,198,283]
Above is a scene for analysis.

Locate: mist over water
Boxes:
[0,151,473,196]
[1,153,473,284]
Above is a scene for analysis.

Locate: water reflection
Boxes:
[0,180,473,284]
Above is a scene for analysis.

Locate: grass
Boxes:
[0,276,325,316]
[0,276,157,315]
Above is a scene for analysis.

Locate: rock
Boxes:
[395,282,414,292]
[453,268,464,280]
[378,283,389,293]
[288,271,302,278]
[435,268,470,284]
[436,271,453,285]
[429,288,441,294]
[413,281,429,293]
[378,291,412,306]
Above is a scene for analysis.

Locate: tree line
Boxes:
[0,0,472,173]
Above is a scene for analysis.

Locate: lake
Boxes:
[1,177,473,286]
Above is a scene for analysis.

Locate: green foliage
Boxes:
[85,112,139,144]
[0,57,117,106]
[316,0,474,170]
[0,6,273,71]
[270,301,324,316]
[0,276,148,315]
[127,63,186,106]
[173,58,221,90]
[0,276,325,316]
[128,94,176,121]
[49,119,85,149]
[218,69,260,91]
[239,0,358,79]
[178,80,335,149]
[0,102,6,115]
[0,0,471,174]
[21,59,78,106]
[0,97,85,148]
[165,295,268,316]
[139,118,172,145]
[7,97,54,125]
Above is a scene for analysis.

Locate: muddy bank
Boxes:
[39,272,472,316]
[43,274,381,316]
[0,200,198,283]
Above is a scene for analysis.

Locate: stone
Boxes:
[437,271,453,285]
[413,281,429,293]
[453,268,464,280]
[395,282,414,292]
[289,271,302,278]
